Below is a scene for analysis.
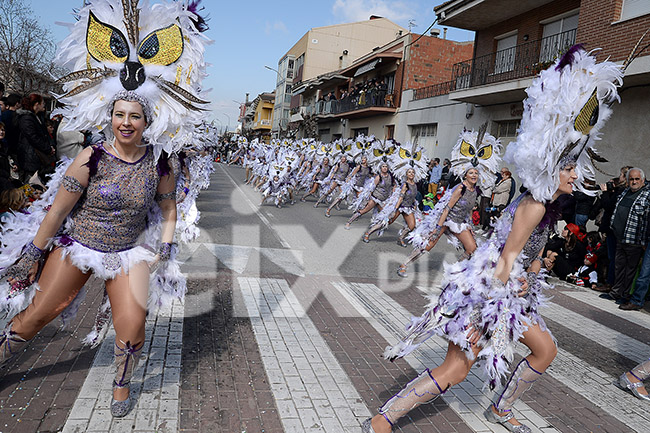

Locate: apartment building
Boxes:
[418,0,650,173]
[250,92,275,143]
[271,16,406,137]
[290,32,473,157]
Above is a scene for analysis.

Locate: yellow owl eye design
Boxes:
[336,143,343,151]
[137,24,184,66]
[356,142,362,148]
[87,12,129,63]
[460,140,476,157]
[321,145,328,153]
[399,148,412,159]
[574,88,599,135]
[310,144,316,150]
[477,145,492,160]
[344,143,352,152]
[414,151,422,161]
[373,149,384,157]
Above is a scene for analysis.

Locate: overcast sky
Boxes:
[31,0,473,130]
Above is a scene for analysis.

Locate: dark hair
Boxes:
[564,232,578,251]
[6,93,21,108]
[22,93,43,113]
[434,157,440,163]
[0,82,5,93]
[30,184,45,192]
[585,231,601,247]
[0,121,4,131]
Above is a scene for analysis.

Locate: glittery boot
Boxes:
[0,325,29,369]
[617,358,650,401]
[484,358,542,433]
[111,340,142,417]
[373,368,447,428]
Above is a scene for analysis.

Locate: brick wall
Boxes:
[577,0,650,62]
[473,0,650,63]
[404,35,474,90]
[474,0,580,58]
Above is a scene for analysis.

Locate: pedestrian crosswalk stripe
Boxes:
[562,289,650,331]
[237,277,371,431]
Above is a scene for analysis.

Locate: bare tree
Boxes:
[0,0,59,95]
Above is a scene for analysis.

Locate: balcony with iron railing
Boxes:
[302,90,396,119]
[452,29,576,91]
[410,29,577,103]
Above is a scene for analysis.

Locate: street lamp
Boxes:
[221,113,230,132]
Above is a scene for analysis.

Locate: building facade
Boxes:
[290,32,473,158]
[250,92,275,143]
[272,17,406,137]
[421,0,650,177]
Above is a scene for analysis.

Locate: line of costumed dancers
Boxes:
[0,0,216,418]
[232,44,650,432]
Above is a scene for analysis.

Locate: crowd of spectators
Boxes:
[320,77,392,113]
[0,82,94,224]
[421,150,649,312]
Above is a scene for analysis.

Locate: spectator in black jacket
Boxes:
[592,166,632,289]
[15,94,55,183]
[574,191,595,227]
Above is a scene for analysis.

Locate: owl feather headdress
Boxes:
[369,139,397,173]
[450,123,502,190]
[390,142,429,182]
[53,0,211,159]
[505,45,623,202]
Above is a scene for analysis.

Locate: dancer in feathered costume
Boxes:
[314,142,352,208]
[325,152,372,218]
[362,46,623,433]
[362,141,429,244]
[260,163,290,208]
[0,0,210,418]
[396,125,501,277]
[300,143,333,202]
[344,138,397,229]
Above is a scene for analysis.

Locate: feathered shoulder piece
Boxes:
[390,142,429,182]
[451,123,502,190]
[505,46,623,202]
[53,0,211,159]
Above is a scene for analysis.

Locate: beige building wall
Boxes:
[302,19,405,81]
[284,18,405,81]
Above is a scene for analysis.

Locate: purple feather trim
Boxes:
[84,145,103,178]
[539,200,561,229]
[555,44,584,71]
[157,153,172,177]
[188,0,209,32]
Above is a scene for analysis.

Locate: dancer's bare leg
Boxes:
[301,183,319,201]
[370,342,481,432]
[455,229,477,257]
[105,262,149,401]
[10,248,91,340]
[346,200,375,228]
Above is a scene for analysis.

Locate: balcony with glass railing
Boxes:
[304,90,396,118]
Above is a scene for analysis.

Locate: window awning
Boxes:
[354,59,381,77]
[290,113,304,122]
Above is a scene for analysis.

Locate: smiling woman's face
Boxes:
[557,164,577,195]
[111,100,146,147]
